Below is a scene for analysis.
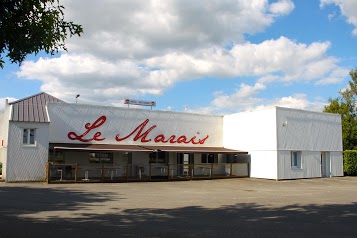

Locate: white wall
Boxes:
[223,107,278,179]
[47,103,223,147]
[223,107,277,151]
[249,151,278,179]
[0,105,11,179]
[6,122,49,182]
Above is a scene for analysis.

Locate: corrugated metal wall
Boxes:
[277,150,343,179]
[48,103,223,147]
[276,107,343,179]
[330,151,343,177]
[276,107,342,151]
[277,150,322,179]
[6,122,49,182]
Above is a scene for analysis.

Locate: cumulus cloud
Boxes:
[14,0,348,112]
[255,94,326,112]
[16,0,302,104]
[269,0,295,15]
[211,83,266,110]
[185,83,326,115]
[320,0,357,35]
[16,54,171,104]
[62,0,293,58]
[148,36,346,84]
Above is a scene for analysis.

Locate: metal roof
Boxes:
[9,92,65,122]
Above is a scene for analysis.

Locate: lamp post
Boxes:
[75,94,80,104]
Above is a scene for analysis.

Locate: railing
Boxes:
[47,162,249,183]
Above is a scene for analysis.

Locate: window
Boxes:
[201,154,216,163]
[123,152,132,164]
[22,128,36,145]
[291,151,302,169]
[149,151,167,163]
[226,154,238,163]
[48,149,65,163]
[89,152,113,164]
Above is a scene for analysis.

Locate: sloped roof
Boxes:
[9,92,65,122]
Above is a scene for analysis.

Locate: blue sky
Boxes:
[1,0,356,115]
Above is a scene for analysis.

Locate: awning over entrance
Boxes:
[52,143,152,152]
[51,143,247,154]
[138,145,247,154]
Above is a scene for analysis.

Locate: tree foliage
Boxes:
[324,69,357,150]
[343,150,357,176]
[0,0,83,68]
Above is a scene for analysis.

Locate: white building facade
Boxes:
[0,93,343,182]
[224,107,343,180]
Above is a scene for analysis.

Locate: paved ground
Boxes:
[0,177,356,238]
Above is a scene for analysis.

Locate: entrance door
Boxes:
[177,153,192,176]
[321,152,331,177]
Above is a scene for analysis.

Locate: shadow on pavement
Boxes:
[0,185,356,238]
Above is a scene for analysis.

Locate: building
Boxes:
[224,107,343,180]
[0,92,343,182]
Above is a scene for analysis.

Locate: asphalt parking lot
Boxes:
[0,177,356,238]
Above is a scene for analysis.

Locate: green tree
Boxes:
[324,69,357,150]
[0,0,83,68]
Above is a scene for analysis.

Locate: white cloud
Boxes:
[148,36,346,84]
[17,0,305,105]
[320,0,357,35]
[14,0,347,109]
[328,12,336,20]
[316,67,350,84]
[187,84,326,115]
[211,83,266,110]
[62,0,292,59]
[255,94,326,112]
[269,0,295,15]
[17,35,347,106]
[16,54,173,104]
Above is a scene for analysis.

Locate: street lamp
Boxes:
[75,94,80,104]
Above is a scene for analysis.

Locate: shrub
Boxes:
[343,150,357,176]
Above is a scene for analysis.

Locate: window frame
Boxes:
[22,128,36,146]
[149,151,168,164]
[48,149,65,164]
[201,153,217,164]
[291,151,302,169]
[89,152,113,164]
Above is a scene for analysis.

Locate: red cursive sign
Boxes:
[68,116,209,145]
[116,118,209,144]
[68,116,106,142]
